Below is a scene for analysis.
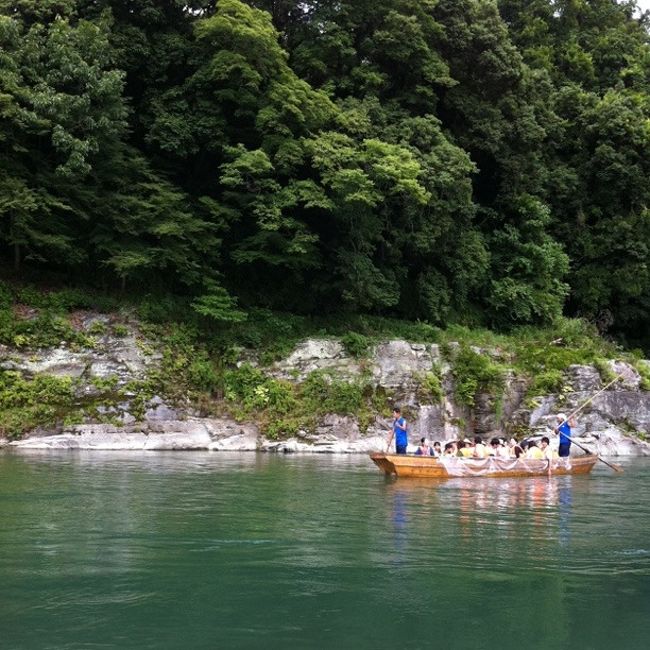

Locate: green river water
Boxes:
[1,451,649,650]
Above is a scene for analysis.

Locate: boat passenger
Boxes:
[443,441,457,456]
[458,439,473,458]
[497,438,510,458]
[540,436,555,476]
[415,437,430,456]
[526,441,544,460]
[554,413,576,458]
[489,438,500,456]
[431,441,442,457]
[509,438,524,458]
[473,435,489,459]
[539,436,555,458]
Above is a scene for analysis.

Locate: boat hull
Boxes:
[370,453,598,478]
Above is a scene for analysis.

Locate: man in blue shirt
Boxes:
[555,413,576,457]
[391,407,408,454]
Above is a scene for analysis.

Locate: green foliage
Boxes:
[218,363,385,438]
[187,358,221,393]
[224,364,296,415]
[593,358,618,384]
[0,0,649,350]
[451,345,506,408]
[0,309,94,349]
[90,375,119,392]
[6,283,118,313]
[136,295,191,324]
[191,283,247,324]
[301,371,365,416]
[635,362,650,392]
[0,282,13,309]
[87,321,108,336]
[112,323,129,337]
[340,332,372,358]
[0,371,77,437]
[418,368,444,404]
[487,196,569,328]
[528,369,565,397]
[511,317,618,382]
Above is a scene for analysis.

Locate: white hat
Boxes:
[556,413,566,421]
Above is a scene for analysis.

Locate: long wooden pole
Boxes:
[558,372,625,427]
[385,428,394,453]
[562,435,623,473]
[555,372,625,473]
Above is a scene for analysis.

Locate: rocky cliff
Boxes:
[2,320,650,455]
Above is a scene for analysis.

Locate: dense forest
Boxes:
[1,1,649,348]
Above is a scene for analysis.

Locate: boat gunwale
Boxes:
[370,452,598,478]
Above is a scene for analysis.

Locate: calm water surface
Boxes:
[1,452,649,650]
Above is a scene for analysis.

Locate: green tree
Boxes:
[0,8,223,293]
[252,0,488,320]
[487,195,569,327]
[499,0,650,343]
[145,0,338,307]
[0,12,126,270]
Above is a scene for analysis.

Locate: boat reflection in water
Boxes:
[382,472,577,553]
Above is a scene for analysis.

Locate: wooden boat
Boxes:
[370,452,598,479]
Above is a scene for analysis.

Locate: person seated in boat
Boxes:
[473,435,489,459]
[458,439,474,458]
[540,436,556,476]
[539,436,556,459]
[554,413,576,458]
[489,437,509,458]
[415,437,430,455]
[443,441,457,456]
[509,438,524,458]
[431,441,442,457]
[525,441,542,459]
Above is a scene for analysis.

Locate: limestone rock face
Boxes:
[374,341,439,393]
[9,418,257,451]
[608,361,642,390]
[567,365,602,392]
[269,338,360,381]
[4,329,650,456]
[1,332,157,385]
[313,414,361,441]
[259,433,387,454]
[144,396,180,422]
[1,347,89,378]
[205,419,260,451]
[590,391,650,434]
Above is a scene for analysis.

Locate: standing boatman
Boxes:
[555,413,576,457]
[389,407,408,454]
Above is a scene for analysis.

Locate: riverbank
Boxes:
[2,282,650,455]
[3,412,650,456]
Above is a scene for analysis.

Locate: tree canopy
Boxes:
[1,0,649,348]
